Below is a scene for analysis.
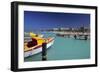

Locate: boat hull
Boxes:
[24,38,54,58]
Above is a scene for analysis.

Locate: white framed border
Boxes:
[18,4,96,69]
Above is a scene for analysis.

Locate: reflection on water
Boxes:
[24,31,90,62]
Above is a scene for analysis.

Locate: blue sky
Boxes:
[24,11,90,32]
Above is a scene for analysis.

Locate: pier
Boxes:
[55,31,90,40]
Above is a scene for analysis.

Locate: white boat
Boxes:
[24,37,54,58]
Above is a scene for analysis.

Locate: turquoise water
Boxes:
[24,32,90,61]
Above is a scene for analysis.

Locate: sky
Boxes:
[24,11,90,32]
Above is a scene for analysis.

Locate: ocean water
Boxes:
[24,32,90,61]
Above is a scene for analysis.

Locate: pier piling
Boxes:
[42,43,47,61]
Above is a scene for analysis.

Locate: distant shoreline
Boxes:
[52,31,90,36]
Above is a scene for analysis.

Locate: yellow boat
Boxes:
[24,32,54,57]
[24,32,44,42]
